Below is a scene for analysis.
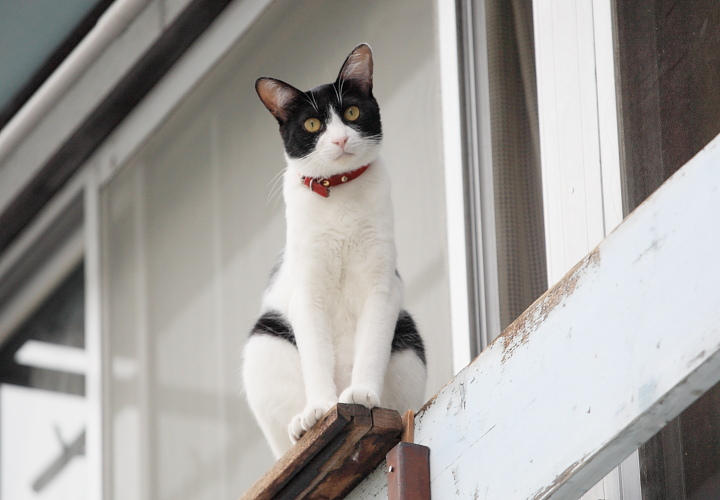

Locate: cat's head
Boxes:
[256,44,382,179]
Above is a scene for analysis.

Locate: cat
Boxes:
[242,44,427,459]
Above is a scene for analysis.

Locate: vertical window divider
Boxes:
[437,1,476,373]
[84,166,106,500]
[134,167,153,500]
[452,0,502,359]
[439,0,474,371]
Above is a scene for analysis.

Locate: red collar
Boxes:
[300,164,370,197]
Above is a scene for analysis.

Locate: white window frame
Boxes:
[445,0,505,363]
[532,1,638,498]
[440,0,505,371]
[439,0,475,373]
[0,170,105,499]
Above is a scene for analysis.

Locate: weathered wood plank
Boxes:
[348,135,720,499]
[307,408,403,499]
[240,404,402,500]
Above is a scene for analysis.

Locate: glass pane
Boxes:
[101,0,452,497]
[484,0,547,332]
[0,265,86,500]
[0,0,111,125]
[614,0,720,498]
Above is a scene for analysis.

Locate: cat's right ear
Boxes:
[255,78,301,124]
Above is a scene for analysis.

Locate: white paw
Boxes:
[288,401,335,443]
[339,386,381,408]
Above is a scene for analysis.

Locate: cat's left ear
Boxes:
[336,43,374,95]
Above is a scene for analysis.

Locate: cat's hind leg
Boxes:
[382,349,427,414]
[381,310,428,413]
[243,324,305,458]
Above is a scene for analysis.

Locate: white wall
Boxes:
[101,0,453,496]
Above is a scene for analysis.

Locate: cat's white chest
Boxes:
[285,183,390,314]
[264,158,397,335]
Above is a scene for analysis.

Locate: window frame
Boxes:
[451,0,508,358]
[439,0,496,371]
[0,170,106,499]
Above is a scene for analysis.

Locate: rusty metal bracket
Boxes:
[386,441,431,500]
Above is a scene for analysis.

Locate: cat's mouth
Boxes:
[333,151,355,161]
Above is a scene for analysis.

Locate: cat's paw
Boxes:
[339,386,381,408]
[288,401,336,443]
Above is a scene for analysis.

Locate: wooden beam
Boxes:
[241,404,402,500]
[346,135,720,499]
[387,442,431,500]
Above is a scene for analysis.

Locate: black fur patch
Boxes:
[250,309,426,366]
[250,310,296,346]
[392,310,427,365]
[279,81,382,159]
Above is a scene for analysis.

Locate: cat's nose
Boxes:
[332,136,348,150]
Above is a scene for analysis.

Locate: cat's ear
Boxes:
[336,43,374,95]
[255,78,302,123]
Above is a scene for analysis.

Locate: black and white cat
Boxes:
[243,44,427,458]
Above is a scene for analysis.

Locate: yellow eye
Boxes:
[344,106,360,121]
[304,118,321,132]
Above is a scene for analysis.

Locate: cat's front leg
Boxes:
[287,290,338,442]
[339,285,400,409]
[338,385,382,407]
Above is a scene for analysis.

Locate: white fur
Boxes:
[244,70,426,460]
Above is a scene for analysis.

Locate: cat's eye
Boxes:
[304,118,321,133]
[344,106,360,121]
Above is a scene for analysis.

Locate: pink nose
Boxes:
[332,136,348,149]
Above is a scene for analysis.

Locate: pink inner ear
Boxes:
[339,44,373,92]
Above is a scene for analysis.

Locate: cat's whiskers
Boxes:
[267,167,287,208]
[309,91,320,114]
[298,157,325,179]
[298,152,339,179]
[301,93,319,114]
[267,166,286,187]
[333,81,343,107]
[337,77,346,108]
[336,78,352,108]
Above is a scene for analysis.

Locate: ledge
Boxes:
[240,404,403,500]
